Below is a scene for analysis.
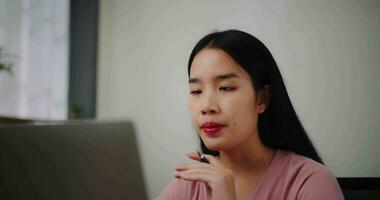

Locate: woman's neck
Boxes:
[218,132,276,176]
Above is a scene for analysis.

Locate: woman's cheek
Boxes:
[230,115,238,127]
[188,100,199,118]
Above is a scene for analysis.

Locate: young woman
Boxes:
[155,30,344,200]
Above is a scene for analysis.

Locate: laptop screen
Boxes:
[0,121,147,200]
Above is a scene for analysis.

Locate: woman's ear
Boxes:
[258,85,271,113]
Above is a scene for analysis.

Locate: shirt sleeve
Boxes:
[155,178,209,200]
[297,169,345,200]
[154,178,183,200]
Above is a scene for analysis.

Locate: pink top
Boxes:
[155,149,344,200]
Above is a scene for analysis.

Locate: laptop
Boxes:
[0,121,147,200]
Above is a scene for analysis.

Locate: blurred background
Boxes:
[0,0,379,199]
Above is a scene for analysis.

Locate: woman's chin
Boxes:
[203,140,227,151]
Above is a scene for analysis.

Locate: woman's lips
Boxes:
[201,126,225,136]
[201,121,226,136]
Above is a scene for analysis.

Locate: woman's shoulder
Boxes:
[280,150,332,176]
[155,178,208,200]
[278,150,344,199]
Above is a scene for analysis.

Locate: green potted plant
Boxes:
[0,47,13,74]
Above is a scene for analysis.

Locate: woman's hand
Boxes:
[174,152,237,200]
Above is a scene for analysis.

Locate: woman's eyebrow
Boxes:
[189,73,239,84]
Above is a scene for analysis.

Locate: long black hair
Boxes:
[187,29,324,164]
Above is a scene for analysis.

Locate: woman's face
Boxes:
[189,48,265,151]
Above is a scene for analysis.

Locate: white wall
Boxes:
[0,0,69,120]
[0,0,23,116]
[97,0,380,198]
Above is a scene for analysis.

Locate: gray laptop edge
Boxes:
[0,121,147,200]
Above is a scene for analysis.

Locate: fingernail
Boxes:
[185,152,194,156]
[175,164,186,170]
[174,171,181,178]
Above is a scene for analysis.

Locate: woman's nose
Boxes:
[201,106,218,115]
[200,93,220,115]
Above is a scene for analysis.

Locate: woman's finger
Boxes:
[202,154,222,167]
[175,162,214,171]
[185,152,200,161]
[175,168,214,184]
[185,152,221,166]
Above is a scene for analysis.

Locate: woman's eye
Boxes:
[190,90,202,95]
[219,87,235,92]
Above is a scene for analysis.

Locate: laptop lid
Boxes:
[0,121,147,200]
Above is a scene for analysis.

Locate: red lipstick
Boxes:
[201,121,225,136]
